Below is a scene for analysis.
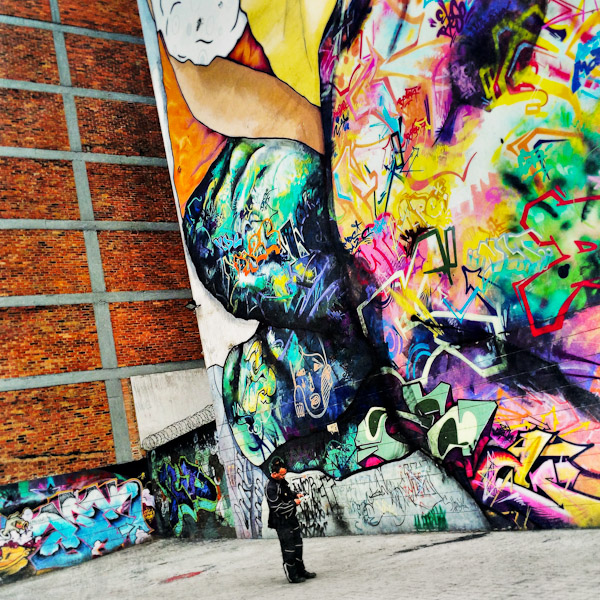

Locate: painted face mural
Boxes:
[143,0,600,530]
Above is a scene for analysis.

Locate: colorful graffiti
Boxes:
[150,423,237,539]
[142,0,600,532]
[155,457,218,535]
[0,472,153,581]
[210,365,267,539]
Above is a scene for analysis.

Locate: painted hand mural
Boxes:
[142,0,600,532]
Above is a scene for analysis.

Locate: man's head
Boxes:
[269,456,287,480]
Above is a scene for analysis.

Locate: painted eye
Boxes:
[368,409,386,438]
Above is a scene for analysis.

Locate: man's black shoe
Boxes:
[299,571,317,579]
[290,576,306,584]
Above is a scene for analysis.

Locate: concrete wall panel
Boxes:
[131,367,212,443]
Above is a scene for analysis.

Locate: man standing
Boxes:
[265,457,317,584]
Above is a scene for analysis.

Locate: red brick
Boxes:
[0,158,79,219]
[122,378,144,460]
[110,299,203,366]
[76,97,164,156]
[0,0,52,21]
[58,0,142,37]
[87,163,175,222]
[65,34,153,96]
[0,24,59,84]
[0,89,69,150]
[98,231,189,292]
[0,382,116,485]
[0,305,102,378]
[0,230,91,295]
[0,4,201,485]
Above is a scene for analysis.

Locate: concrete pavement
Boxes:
[1,529,598,600]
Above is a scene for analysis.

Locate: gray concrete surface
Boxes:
[1,529,598,600]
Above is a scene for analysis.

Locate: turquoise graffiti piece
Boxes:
[427,400,497,460]
[28,480,149,571]
[403,382,452,428]
[355,407,411,466]
[31,505,80,555]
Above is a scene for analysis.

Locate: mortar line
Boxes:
[0,361,206,392]
[0,15,145,44]
[0,290,192,308]
[0,147,167,166]
[0,219,179,231]
[0,79,156,105]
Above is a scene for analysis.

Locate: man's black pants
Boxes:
[276,525,305,581]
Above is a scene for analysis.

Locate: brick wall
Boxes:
[58,0,143,36]
[66,34,153,96]
[121,378,143,461]
[111,300,203,367]
[0,305,102,378]
[0,230,91,295]
[0,90,69,149]
[0,382,116,483]
[0,1,52,21]
[0,24,58,83]
[76,98,164,156]
[87,163,175,222]
[0,0,203,486]
[99,231,189,292]
[0,158,79,219]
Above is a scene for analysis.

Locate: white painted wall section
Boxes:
[131,367,213,441]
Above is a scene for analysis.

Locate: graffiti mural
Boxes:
[150,422,237,539]
[140,0,600,532]
[0,471,153,582]
[210,365,267,539]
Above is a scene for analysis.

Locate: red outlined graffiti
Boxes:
[513,186,600,336]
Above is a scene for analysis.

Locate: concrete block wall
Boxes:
[140,0,600,537]
[0,0,204,486]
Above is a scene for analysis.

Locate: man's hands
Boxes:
[295,493,304,505]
